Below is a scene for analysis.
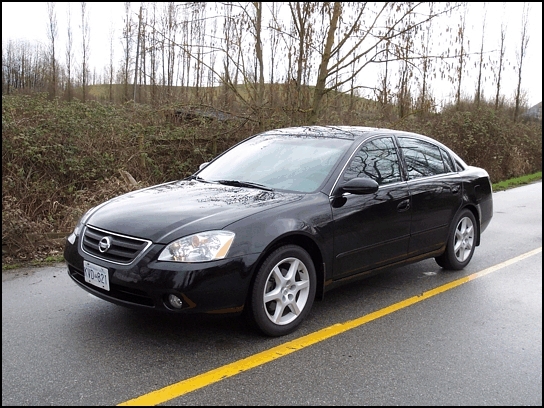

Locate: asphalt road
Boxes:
[2,181,542,406]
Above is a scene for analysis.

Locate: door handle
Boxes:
[397,199,410,212]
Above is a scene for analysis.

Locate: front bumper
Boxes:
[64,236,260,314]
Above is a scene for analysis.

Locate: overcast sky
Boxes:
[2,2,542,108]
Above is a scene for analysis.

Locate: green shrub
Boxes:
[1,94,542,265]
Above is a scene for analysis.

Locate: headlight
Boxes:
[67,207,95,245]
[158,231,235,262]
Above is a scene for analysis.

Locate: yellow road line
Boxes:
[118,247,542,406]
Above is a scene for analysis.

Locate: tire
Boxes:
[435,208,477,270]
[247,245,316,337]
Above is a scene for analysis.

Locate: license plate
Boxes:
[84,261,110,291]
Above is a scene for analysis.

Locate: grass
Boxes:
[2,254,65,271]
[492,171,542,192]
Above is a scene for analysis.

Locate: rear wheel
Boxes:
[247,245,316,337]
[435,208,477,270]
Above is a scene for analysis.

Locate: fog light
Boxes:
[168,294,183,309]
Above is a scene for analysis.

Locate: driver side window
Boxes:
[343,137,402,185]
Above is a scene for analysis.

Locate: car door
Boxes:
[396,136,463,257]
[331,136,411,279]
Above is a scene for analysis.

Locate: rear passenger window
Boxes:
[440,148,455,173]
[454,160,465,171]
[398,137,448,179]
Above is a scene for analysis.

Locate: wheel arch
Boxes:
[245,232,326,306]
[459,203,481,246]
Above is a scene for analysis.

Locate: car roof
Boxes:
[260,126,459,151]
[259,126,466,166]
[261,125,401,141]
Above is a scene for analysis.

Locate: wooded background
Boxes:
[2,2,542,265]
[2,2,539,123]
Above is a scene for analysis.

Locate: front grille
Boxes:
[81,225,152,265]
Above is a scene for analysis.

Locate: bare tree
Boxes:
[2,39,48,94]
[207,15,218,104]
[140,6,149,104]
[46,2,58,100]
[112,1,514,125]
[395,9,416,118]
[513,2,530,121]
[376,41,393,116]
[474,4,487,106]
[176,5,189,91]
[494,22,506,111]
[161,2,178,98]
[107,23,115,103]
[2,40,15,94]
[267,2,282,85]
[191,2,207,98]
[219,2,241,108]
[80,2,90,102]
[148,2,159,105]
[416,3,435,114]
[65,4,74,101]
[121,2,134,102]
[454,3,467,108]
[287,2,317,109]
[134,4,143,102]
[310,2,341,123]
[248,1,266,124]
[306,2,459,124]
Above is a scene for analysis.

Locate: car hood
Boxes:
[86,180,303,243]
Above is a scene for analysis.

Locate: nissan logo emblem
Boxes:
[98,236,112,253]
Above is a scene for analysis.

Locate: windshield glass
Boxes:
[197,134,353,193]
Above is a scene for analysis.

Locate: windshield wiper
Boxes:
[188,175,211,183]
[215,179,273,191]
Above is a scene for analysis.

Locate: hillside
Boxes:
[2,94,542,266]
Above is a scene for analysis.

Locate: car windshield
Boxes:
[197,134,353,193]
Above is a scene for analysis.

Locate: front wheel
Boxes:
[247,245,316,337]
[435,208,477,270]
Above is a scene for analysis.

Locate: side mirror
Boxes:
[340,178,379,195]
[199,162,209,170]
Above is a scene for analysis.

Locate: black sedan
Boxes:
[64,126,493,337]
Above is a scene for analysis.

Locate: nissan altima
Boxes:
[64,126,493,337]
